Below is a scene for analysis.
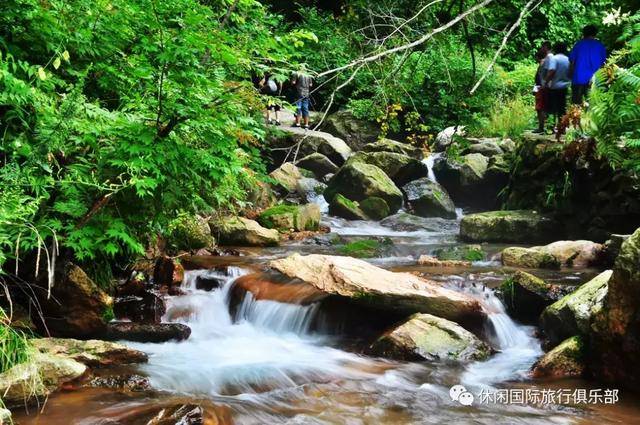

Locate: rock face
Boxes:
[323,110,380,150]
[211,216,280,246]
[269,162,304,193]
[105,322,191,343]
[296,153,339,179]
[531,336,586,378]
[34,263,113,338]
[460,210,562,244]
[31,338,148,367]
[350,151,427,186]
[402,178,456,219]
[362,138,423,159]
[540,270,612,345]
[501,247,561,269]
[591,228,640,388]
[500,271,563,323]
[258,204,321,232]
[0,352,87,407]
[328,194,369,220]
[370,313,490,361]
[324,161,403,212]
[167,214,215,251]
[268,254,486,328]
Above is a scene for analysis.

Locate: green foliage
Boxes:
[0,0,309,272]
[0,308,31,374]
[338,238,393,258]
[476,94,534,138]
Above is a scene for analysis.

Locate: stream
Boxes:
[13,179,640,424]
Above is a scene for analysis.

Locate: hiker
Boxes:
[569,24,607,105]
[292,70,312,129]
[544,42,571,131]
[259,72,281,125]
[533,41,552,133]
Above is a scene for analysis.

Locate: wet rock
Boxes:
[337,238,394,258]
[269,254,487,329]
[31,338,148,367]
[113,402,233,425]
[434,125,465,152]
[88,374,150,391]
[232,272,326,305]
[323,109,380,150]
[167,215,215,252]
[153,256,184,288]
[370,313,490,361]
[328,194,369,221]
[417,255,471,267]
[380,212,459,233]
[105,322,191,343]
[540,270,612,345]
[350,151,428,186]
[33,263,113,338]
[499,271,562,323]
[359,197,391,220]
[432,245,485,261]
[114,292,166,323]
[501,247,561,269]
[296,153,339,180]
[531,336,586,379]
[362,138,423,159]
[0,352,87,407]
[210,216,280,246]
[402,178,456,219]
[196,274,226,291]
[258,203,320,232]
[460,210,562,244]
[269,162,303,193]
[295,177,327,203]
[324,160,403,212]
[591,228,640,388]
[600,234,630,267]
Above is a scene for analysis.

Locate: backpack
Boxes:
[267,78,278,94]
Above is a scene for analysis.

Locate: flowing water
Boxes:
[13,165,640,424]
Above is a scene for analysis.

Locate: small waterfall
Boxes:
[423,152,443,184]
[234,292,320,335]
[461,287,542,387]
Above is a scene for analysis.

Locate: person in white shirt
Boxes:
[543,42,571,131]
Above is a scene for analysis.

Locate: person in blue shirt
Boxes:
[569,25,607,105]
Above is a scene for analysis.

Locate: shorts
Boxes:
[535,88,547,111]
[266,96,280,111]
[296,97,310,118]
[571,84,590,105]
[545,88,567,116]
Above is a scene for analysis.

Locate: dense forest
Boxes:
[1,0,639,423]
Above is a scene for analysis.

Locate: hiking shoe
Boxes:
[292,123,300,128]
[302,125,309,130]
[275,120,281,126]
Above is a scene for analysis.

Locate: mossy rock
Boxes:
[324,160,403,212]
[337,238,393,258]
[211,216,280,247]
[167,215,215,251]
[295,153,338,180]
[460,210,562,243]
[532,335,586,378]
[362,138,423,159]
[328,194,369,220]
[258,204,320,232]
[501,247,561,269]
[540,270,612,345]
[349,151,427,186]
[269,162,303,193]
[370,313,491,361]
[323,110,380,150]
[433,245,485,262]
[402,178,456,219]
[359,197,390,220]
[499,271,558,323]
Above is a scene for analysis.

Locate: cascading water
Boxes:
[423,152,443,184]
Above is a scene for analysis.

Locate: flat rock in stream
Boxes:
[32,338,148,367]
[268,254,486,328]
[105,322,191,343]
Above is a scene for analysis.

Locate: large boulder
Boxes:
[370,313,490,361]
[500,271,566,323]
[466,140,504,157]
[269,162,303,193]
[460,210,562,244]
[434,125,465,152]
[324,161,403,212]
[362,138,423,159]
[359,197,391,220]
[0,352,86,407]
[328,194,369,220]
[531,335,586,379]
[268,254,486,328]
[295,177,327,204]
[167,215,215,252]
[31,338,147,367]
[540,270,612,345]
[105,322,191,343]
[210,216,280,246]
[114,292,166,324]
[501,247,561,269]
[270,130,352,166]
[402,178,456,219]
[350,151,428,186]
[591,228,640,388]
[258,204,321,232]
[323,110,380,150]
[380,212,459,233]
[34,264,113,338]
[295,153,339,179]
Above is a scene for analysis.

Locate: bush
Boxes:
[475,94,534,138]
